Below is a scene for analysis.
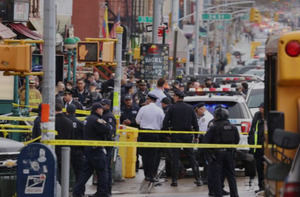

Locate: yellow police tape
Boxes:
[117,129,249,135]
[41,139,262,149]
[23,136,42,145]
[0,129,31,133]
[0,116,35,121]
[0,124,32,129]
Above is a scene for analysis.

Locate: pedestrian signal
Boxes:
[0,44,32,72]
[77,41,99,62]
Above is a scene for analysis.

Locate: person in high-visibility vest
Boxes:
[248,102,265,193]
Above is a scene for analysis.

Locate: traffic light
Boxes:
[249,8,261,23]
[0,44,31,72]
[278,32,300,85]
[77,41,99,62]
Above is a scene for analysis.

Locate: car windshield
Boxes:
[185,101,250,119]
[247,88,264,108]
[244,69,265,77]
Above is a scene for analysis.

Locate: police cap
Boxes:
[101,99,111,106]
[161,97,171,104]
[259,102,264,108]
[147,93,158,101]
[64,89,73,95]
[92,102,103,112]
[195,102,205,109]
[174,90,185,98]
[124,95,132,100]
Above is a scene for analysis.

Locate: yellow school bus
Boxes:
[264,31,300,196]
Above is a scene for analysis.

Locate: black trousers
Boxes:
[73,147,109,197]
[170,135,199,182]
[139,130,160,179]
[210,150,239,197]
[254,149,264,189]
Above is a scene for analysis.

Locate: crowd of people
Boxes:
[25,68,264,197]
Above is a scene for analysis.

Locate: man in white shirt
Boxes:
[136,93,165,182]
[148,78,167,108]
[195,103,214,134]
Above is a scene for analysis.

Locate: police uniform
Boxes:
[65,104,85,184]
[120,96,139,128]
[101,99,116,195]
[248,103,265,192]
[55,108,74,184]
[163,91,202,186]
[73,88,93,109]
[73,103,112,197]
[203,107,240,197]
[136,94,165,182]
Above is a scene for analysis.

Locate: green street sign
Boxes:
[138,16,153,23]
[202,13,232,21]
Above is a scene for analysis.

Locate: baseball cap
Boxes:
[195,102,205,109]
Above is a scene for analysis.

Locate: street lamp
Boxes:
[64,37,80,83]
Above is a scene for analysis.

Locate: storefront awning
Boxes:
[0,23,16,39]
[9,23,42,40]
[29,18,43,35]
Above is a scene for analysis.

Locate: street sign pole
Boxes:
[194,0,200,76]
[152,0,161,43]
[42,0,56,150]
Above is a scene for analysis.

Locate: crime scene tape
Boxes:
[23,136,42,145]
[117,129,206,134]
[0,129,31,133]
[0,124,32,129]
[12,103,38,109]
[117,129,249,135]
[0,116,35,121]
[41,139,262,149]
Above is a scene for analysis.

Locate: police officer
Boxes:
[133,79,149,107]
[55,102,74,184]
[120,95,139,128]
[136,93,165,182]
[203,107,240,197]
[65,104,84,184]
[101,99,116,195]
[63,89,83,110]
[163,90,202,187]
[73,103,112,197]
[248,102,265,193]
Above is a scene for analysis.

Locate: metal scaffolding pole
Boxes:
[194,0,200,76]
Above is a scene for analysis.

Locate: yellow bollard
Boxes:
[118,130,127,178]
[125,131,138,178]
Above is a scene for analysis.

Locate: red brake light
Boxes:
[241,121,251,133]
[285,41,300,57]
[283,182,300,197]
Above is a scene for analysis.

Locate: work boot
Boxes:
[193,166,203,186]
[170,179,178,187]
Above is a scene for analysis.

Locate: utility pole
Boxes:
[194,0,200,76]
[113,26,123,122]
[41,0,56,146]
[152,0,161,43]
[171,0,179,29]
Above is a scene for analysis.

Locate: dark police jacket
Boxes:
[163,101,199,138]
[73,88,92,109]
[66,114,84,140]
[120,104,139,128]
[248,111,264,145]
[84,112,112,141]
[203,119,240,145]
[102,110,116,140]
[55,113,73,140]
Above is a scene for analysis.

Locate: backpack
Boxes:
[218,122,237,144]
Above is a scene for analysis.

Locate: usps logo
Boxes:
[25,174,46,194]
